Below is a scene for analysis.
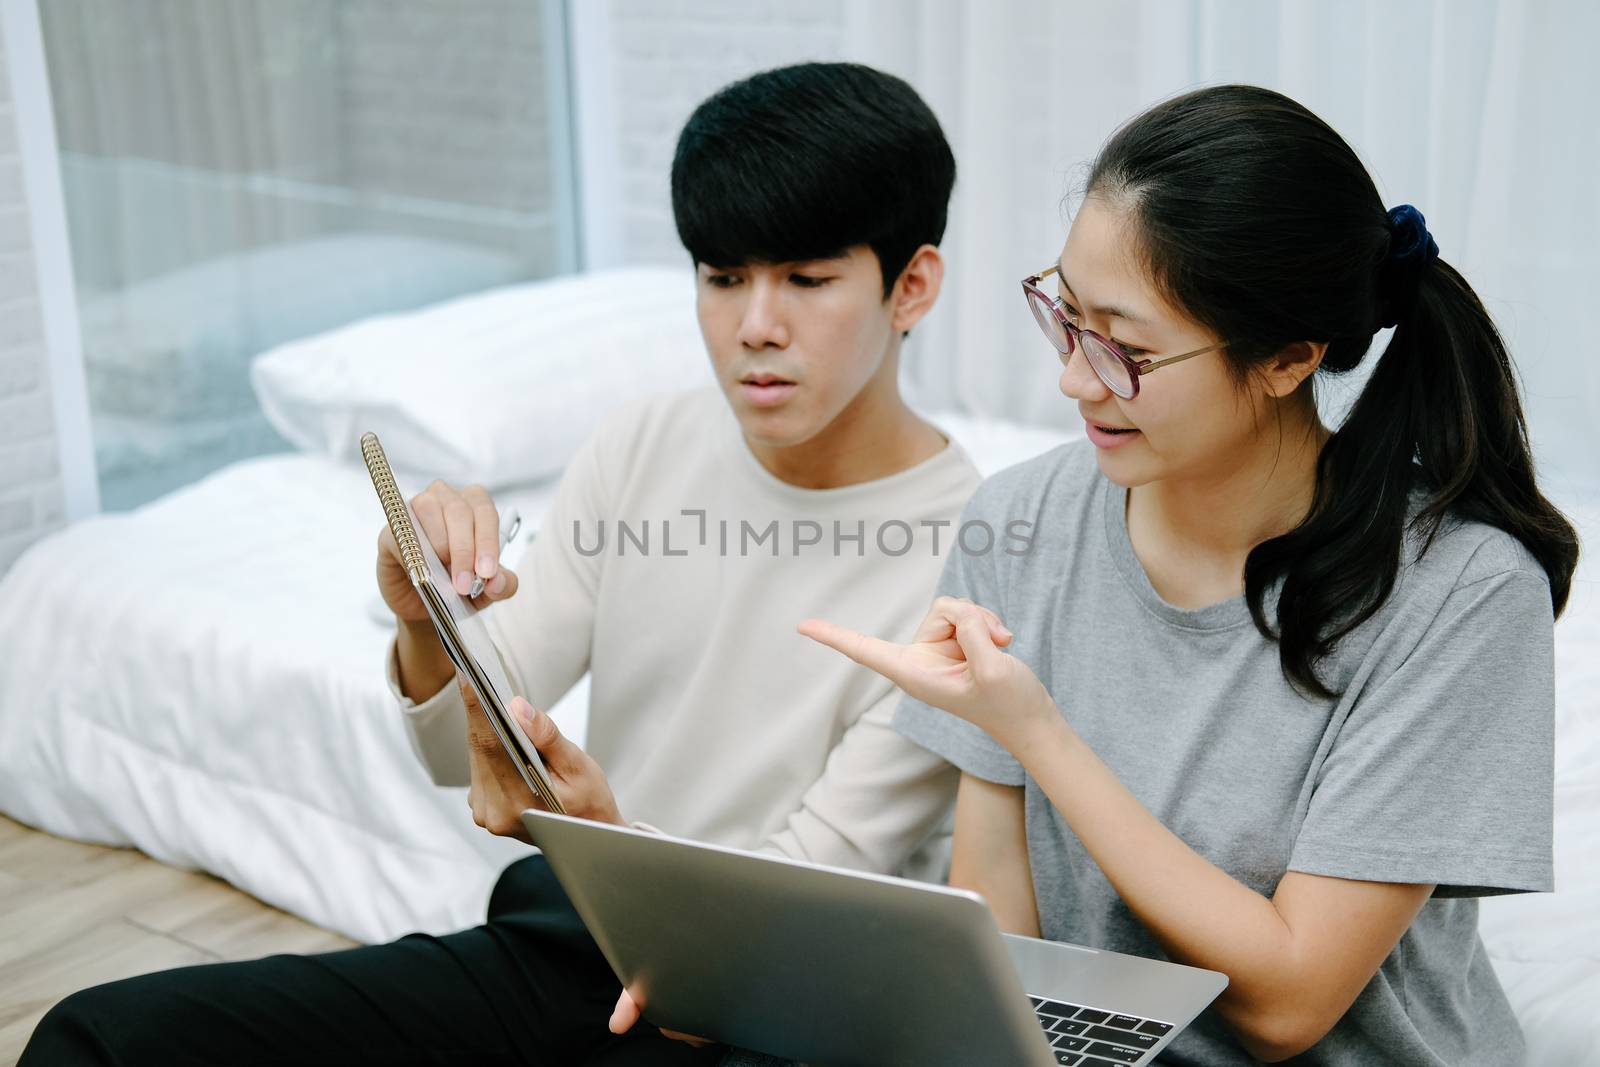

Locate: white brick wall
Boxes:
[0,17,66,575]
[607,0,845,263]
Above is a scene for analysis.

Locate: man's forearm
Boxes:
[395,617,455,703]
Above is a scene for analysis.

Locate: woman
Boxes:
[795,85,1578,1065]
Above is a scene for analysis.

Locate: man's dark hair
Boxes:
[671,62,956,297]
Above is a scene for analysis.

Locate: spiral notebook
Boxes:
[361,431,565,815]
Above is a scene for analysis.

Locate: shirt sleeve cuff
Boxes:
[386,635,472,786]
[386,635,461,716]
[893,701,1026,787]
[1288,837,1554,896]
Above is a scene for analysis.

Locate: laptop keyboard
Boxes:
[1029,996,1173,1065]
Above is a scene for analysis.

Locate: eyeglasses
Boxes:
[1021,263,1225,400]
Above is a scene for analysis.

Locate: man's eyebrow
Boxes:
[1055,257,1149,327]
[704,254,850,270]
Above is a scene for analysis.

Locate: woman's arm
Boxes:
[949,773,1041,937]
[1016,712,1431,1061]
[801,600,1433,1063]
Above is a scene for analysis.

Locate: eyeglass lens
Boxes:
[1027,288,1135,398]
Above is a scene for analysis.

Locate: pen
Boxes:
[469,510,521,599]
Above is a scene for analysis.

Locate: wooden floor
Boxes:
[0,814,355,1065]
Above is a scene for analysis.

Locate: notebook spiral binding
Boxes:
[359,430,566,815]
[361,432,427,583]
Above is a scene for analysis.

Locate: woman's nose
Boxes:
[1058,344,1110,401]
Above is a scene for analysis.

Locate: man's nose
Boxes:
[736,279,790,350]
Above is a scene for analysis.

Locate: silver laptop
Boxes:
[522,809,1226,1066]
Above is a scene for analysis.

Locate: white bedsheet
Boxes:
[0,423,1596,1060]
[0,453,553,943]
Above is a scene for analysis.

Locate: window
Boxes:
[40,0,578,508]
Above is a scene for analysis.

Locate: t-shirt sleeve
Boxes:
[759,689,959,875]
[1288,569,1556,896]
[892,489,1026,787]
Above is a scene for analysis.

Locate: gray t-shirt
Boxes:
[895,440,1556,1067]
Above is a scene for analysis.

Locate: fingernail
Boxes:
[454,571,473,595]
[477,554,496,578]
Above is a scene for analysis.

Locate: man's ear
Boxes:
[1261,340,1328,399]
[889,244,944,334]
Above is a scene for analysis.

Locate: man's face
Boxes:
[695,246,896,449]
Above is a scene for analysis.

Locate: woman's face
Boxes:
[1055,196,1267,488]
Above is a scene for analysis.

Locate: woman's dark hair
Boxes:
[671,62,956,296]
[1086,84,1579,699]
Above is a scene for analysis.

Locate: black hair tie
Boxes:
[1377,204,1440,328]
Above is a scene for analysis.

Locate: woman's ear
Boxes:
[889,244,945,334]
[1261,340,1328,398]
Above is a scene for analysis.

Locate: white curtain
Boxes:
[843,0,1600,490]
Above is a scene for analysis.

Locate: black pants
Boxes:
[21,854,725,1066]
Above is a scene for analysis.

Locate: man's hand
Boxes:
[609,987,715,1048]
[461,677,625,840]
[377,481,519,624]
[381,481,520,704]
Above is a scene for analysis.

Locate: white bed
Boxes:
[0,271,1595,1061]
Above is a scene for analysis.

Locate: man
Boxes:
[24,61,981,1066]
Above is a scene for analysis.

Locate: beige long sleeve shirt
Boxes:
[388,387,980,876]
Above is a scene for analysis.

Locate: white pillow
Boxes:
[249,267,713,488]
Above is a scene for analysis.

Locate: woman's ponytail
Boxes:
[1252,220,1578,697]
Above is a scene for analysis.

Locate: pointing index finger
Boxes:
[797,618,903,681]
